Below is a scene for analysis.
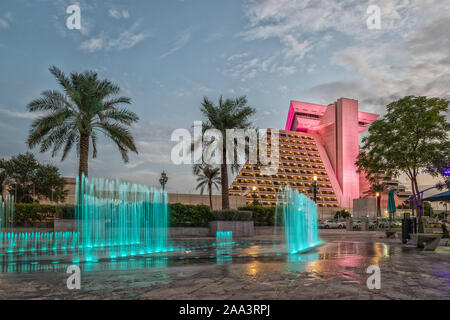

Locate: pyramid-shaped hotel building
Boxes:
[229,98,406,210]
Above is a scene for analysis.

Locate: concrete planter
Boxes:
[54,219,75,232]
[209,221,254,237]
[254,226,283,235]
[170,227,209,237]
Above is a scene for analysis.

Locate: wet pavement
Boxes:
[0,230,449,300]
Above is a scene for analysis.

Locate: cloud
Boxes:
[224,52,297,81]
[0,12,13,29]
[0,108,44,119]
[242,0,416,41]
[0,18,9,29]
[80,22,148,52]
[237,0,450,113]
[306,22,450,113]
[228,52,249,62]
[125,140,172,168]
[280,35,312,61]
[160,29,192,58]
[235,0,444,79]
[108,8,130,19]
[124,121,178,169]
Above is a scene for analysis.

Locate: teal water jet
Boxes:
[75,174,169,261]
[216,231,233,246]
[276,186,321,254]
[0,195,14,232]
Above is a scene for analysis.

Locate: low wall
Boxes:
[54,219,76,232]
[209,221,254,237]
[54,219,258,237]
[170,227,209,237]
[254,226,283,235]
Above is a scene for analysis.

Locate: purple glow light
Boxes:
[444,168,450,176]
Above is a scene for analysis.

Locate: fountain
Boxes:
[74,174,169,262]
[0,175,170,264]
[276,186,322,254]
[216,231,233,264]
[216,231,233,247]
[0,195,14,231]
[1,177,322,274]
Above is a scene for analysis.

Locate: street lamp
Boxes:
[159,171,168,192]
[251,185,259,205]
[375,192,381,217]
[312,174,318,203]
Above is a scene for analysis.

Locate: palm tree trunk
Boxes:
[209,182,213,211]
[79,133,90,178]
[221,147,230,210]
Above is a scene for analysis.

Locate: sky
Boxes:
[0,0,449,194]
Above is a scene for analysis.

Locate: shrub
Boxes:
[238,206,277,226]
[14,203,76,225]
[212,210,252,221]
[55,205,75,219]
[169,203,213,227]
[334,209,351,219]
[14,203,57,225]
[442,223,449,239]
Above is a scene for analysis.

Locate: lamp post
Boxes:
[251,185,259,205]
[159,171,168,192]
[376,192,381,217]
[312,174,318,203]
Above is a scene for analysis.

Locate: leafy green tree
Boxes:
[0,153,67,203]
[432,152,450,190]
[422,202,434,217]
[357,96,450,233]
[34,164,67,203]
[193,164,221,210]
[334,209,351,219]
[26,66,139,178]
[0,153,39,203]
[199,96,256,209]
[0,168,7,196]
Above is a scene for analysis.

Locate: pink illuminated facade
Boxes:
[285,98,379,208]
[229,98,389,209]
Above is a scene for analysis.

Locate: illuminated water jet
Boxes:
[276,186,321,254]
[74,174,169,261]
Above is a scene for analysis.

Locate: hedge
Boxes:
[238,206,278,226]
[169,203,213,227]
[15,203,57,225]
[12,202,280,227]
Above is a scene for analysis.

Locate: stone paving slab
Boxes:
[0,231,448,300]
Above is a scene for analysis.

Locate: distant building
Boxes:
[230,98,409,209]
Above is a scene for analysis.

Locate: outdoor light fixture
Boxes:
[313,175,318,181]
[375,192,381,217]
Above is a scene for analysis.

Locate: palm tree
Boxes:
[26,66,139,178]
[193,164,221,210]
[200,96,255,209]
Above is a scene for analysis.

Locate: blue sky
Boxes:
[0,0,449,193]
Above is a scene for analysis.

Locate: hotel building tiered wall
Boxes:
[229,129,340,211]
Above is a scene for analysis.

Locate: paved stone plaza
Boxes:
[0,230,449,300]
